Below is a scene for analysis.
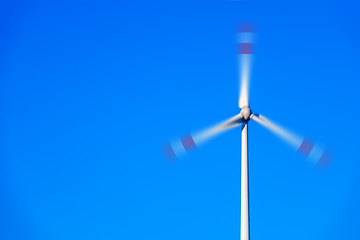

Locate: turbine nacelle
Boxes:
[240,106,252,122]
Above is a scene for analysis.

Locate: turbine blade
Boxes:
[162,114,244,160]
[251,114,302,147]
[238,22,254,108]
[251,114,332,168]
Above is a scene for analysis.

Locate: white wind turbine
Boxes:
[161,23,332,240]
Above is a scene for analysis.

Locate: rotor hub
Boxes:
[240,106,252,122]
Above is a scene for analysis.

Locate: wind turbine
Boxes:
[161,23,332,240]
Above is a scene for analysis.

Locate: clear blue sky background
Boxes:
[1,0,360,239]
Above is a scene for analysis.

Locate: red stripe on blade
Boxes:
[239,22,253,33]
[161,142,177,160]
[239,43,252,54]
[297,138,314,157]
[181,135,197,152]
[317,148,333,169]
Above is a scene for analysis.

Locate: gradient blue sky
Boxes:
[1,0,360,239]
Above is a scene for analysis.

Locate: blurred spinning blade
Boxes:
[162,115,244,160]
[251,114,332,168]
[238,22,254,109]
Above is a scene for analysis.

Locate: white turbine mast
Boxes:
[162,22,332,240]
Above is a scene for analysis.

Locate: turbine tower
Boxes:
[161,23,332,240]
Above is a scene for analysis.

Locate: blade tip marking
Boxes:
[161,142,177,161]
[238,43,253,54]
[297,138,314,157]
[181,135,197,152]
[316,148,333,169]
[239,22,254,33]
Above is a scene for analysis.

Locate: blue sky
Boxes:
[1,0,360,239]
